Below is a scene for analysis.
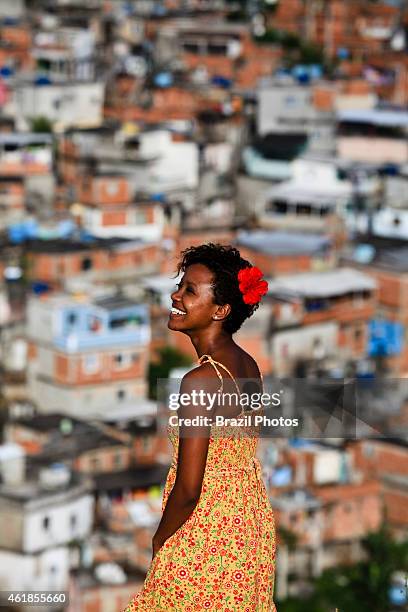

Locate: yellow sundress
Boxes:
[125,354,277,611]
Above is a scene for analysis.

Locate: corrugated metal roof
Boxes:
[267,267,377,298]
[236,230,331,255]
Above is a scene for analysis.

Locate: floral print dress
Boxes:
[124,355,277,611]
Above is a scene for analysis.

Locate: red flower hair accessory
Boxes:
[237,266,268,305]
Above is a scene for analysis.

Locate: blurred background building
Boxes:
[0,0,407,610]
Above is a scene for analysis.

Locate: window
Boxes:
[113,452,123,468]
[285,95,298,107]
[67,312,77,326]
[43,516,50,530]
[117,389,126,401]
[83,354,100,374]
[88,315,102,332]
[90,456,101,471]
[106,181,119,196]
[81,257,93,271]
[363,443,375,458]
[134,210,147,224]
[271,200,288,214]
[305,299,328,312]
[296,204,312,216]
[142,436,153,452]
[114,353,133,369]
[208,43,228,56]
[183,42,200,54]
[70,514,77,531]
[109,314,143,329]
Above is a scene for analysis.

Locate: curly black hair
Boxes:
[176,243,261,334]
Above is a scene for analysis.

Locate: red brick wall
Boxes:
[351,440,408,478]
[54,349,147,385]
[74,445,131,473]
[383,489,408,527]
[79,176,131,206]
[317,482,382,541]
[237,246,313,276]
[101,210,128,226]
[28,243,160,283]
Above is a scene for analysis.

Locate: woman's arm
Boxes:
[152,366,216,557]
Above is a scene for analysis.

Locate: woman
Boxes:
[125,243,276,611]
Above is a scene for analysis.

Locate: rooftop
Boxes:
[93,464,169,493]
[0,133,53,146]
[10,413,82,432]
[13,415,128,462]
[337,108,408,128]
[25,236,144,254]
[0,472,92,506]
[267,267,376,299]
[236,230,332,256]
[94,295,142,312]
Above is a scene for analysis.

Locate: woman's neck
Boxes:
[190,331,235,359]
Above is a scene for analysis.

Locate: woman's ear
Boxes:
[213,303,231,321]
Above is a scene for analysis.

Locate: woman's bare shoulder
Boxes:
[181,360,221,389]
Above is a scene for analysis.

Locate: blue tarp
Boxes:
[271,465,292,487]
[368,319,404,357]
[0,66,13,77]
[8,220,39,243]
[211,75,232,89]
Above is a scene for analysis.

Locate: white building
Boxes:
[258,157,352,231]
[257,82,336,157]
[0,0,25,17]
[137,130,199,193]
[0,445,94,593]
[14,82,105,130]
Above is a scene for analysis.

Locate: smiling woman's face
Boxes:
[168,263,224,332]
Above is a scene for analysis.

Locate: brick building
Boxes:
[236,229,335,277]
[267,267,377,376]
[26,293,151,419]
[26,238,162,289]
[343,235,408,374]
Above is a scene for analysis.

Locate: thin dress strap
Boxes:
[198,354,265,393]
[197,354,242,398]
